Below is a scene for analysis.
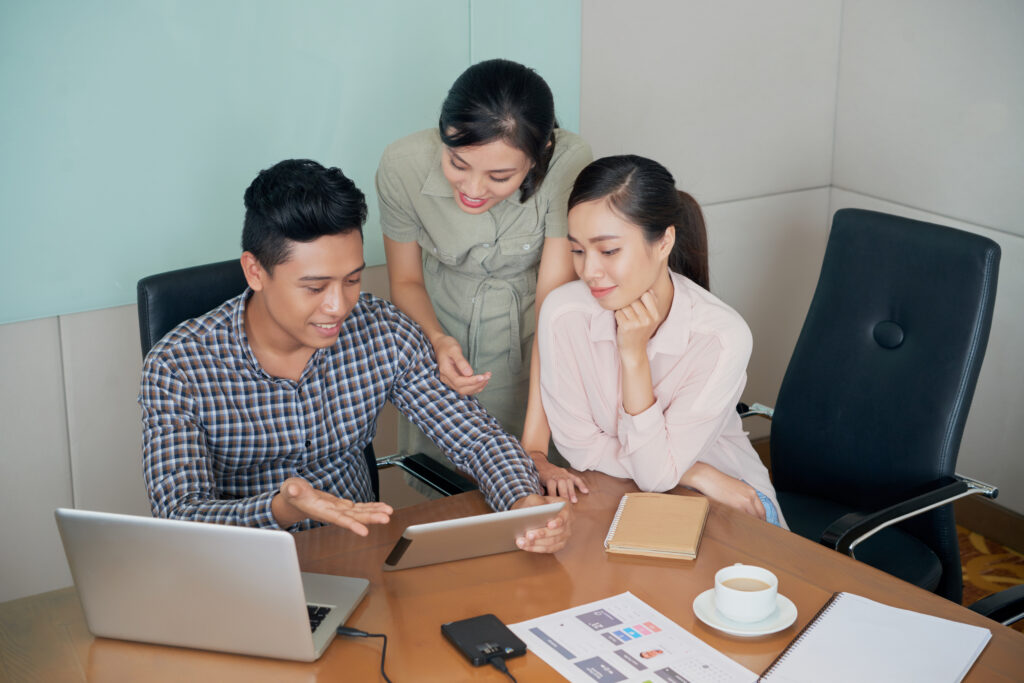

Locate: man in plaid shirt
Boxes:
[140,159,571,552]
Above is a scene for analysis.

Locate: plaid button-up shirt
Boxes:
[140,290,541,531]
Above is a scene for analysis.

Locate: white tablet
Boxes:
[383,501,566,571]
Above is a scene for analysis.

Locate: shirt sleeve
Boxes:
[376,145,423,243]
[383,308,542,509]
[542,133,593,239]
[139,354,284,529]
[539,299,752,493]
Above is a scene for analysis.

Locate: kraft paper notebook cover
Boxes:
[603,492,710,560]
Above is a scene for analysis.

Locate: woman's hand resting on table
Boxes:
[680,462,766,520]
[529,451,590,503]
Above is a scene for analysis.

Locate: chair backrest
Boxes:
[137,259,380,499]
[137,259,249,357]
[771,209,1000,503]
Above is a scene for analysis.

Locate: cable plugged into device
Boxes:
[337,626,392,683]
[488,654,518,682]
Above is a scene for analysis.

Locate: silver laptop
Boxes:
[383,501,565,570]
[55,508,368,662]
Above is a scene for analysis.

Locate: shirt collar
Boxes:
[648,271,693,356]
[230,289,328,383]
[422,139,454,198]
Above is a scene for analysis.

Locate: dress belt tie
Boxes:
[467,277,522,377]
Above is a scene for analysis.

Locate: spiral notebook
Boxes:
[760,592,991,682]
[603,492,709,560]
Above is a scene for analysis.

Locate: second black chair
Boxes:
[765,209,1000,604]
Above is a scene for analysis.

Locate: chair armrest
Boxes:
[376,453,478,497]
[737,402,774,419]
[820,474,998,555]
[969,584,1024,627]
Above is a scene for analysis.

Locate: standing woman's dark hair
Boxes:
[568,155,709,290]
[439,59,556,202]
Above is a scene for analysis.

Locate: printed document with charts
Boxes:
[509,592,756,683]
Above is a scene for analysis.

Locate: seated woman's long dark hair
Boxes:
[567,155,709,290]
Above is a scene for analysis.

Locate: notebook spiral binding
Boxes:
[759,592,843,680]
[603,496,630,548]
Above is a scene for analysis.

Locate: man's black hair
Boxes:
[242,159,367,272]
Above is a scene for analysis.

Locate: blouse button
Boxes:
[522,244,530,250]
[305,439,312,448]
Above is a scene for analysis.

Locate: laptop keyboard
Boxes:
[307,604,333,633]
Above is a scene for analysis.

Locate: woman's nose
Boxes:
[461,174,484,198]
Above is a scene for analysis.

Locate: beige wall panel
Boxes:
[0,317,74,601]
[581,0,841,203]
[830,189,1024,515]
[362,264,399,459]
[362,263,390,301]
[833,0,1024,235]
[60,304,150,516]
[705,189,831,440]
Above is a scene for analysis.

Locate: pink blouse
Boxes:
[538,272,784,525]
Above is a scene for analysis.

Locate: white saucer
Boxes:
[692,589,797,637]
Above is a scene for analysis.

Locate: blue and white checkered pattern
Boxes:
[140,291,541,531]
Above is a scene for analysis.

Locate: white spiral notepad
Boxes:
[760,592,991,682]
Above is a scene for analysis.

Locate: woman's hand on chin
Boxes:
[614,289,662,360]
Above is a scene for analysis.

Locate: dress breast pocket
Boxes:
[497,230,545,271]
[417,231,463,267]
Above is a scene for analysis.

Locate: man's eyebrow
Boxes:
[297,263,365,282]
[449,149,517,174]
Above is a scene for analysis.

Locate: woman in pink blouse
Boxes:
[533,155,785,526]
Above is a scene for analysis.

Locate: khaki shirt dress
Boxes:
[376,127,592,461]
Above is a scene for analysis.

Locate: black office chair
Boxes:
[137,258,477,501]
[754,209,1001,605]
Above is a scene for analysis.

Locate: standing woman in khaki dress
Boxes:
[377,59,592,497]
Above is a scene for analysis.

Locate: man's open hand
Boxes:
[272,476,393,534]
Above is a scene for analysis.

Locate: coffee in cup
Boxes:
[714,564,778,623]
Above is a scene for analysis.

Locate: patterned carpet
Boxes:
[958,525,1024,632]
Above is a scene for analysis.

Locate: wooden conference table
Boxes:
[3,471,1023,682]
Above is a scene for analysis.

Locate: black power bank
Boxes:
[441,614,527,666]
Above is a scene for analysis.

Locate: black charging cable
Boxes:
[487,655,518,682]
[336,626,392,682]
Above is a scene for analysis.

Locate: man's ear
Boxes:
[240,252,267,292]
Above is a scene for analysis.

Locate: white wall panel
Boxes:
[833,0,1024,235]
[0,317,73,601]
[706,189,831,440]
[60,304,150,516]
[830,189,1024,514]
[581,0,841,203]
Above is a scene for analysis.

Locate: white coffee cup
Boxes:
[713,563,778,623]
